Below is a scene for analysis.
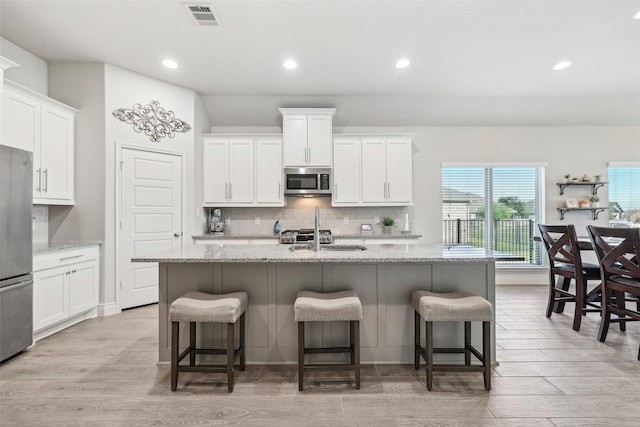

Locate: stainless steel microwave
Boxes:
[284,167,332,196]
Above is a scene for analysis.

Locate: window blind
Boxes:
[608,166,640,224]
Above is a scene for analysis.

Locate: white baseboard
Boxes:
[496,268,547,285]
[98,302,121,317]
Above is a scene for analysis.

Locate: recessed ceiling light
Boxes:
[552,61,571,71]
[634,10,640,19]
[283,59,297,70]
[162,59,178,69]
[395,58,411,69]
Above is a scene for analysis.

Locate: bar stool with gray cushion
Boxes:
[169,291,248,392]
[294,290,362,391]
[412,290,493,391]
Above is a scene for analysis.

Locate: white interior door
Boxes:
[120,148,182,309]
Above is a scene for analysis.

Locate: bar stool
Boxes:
[412,290,493,391]
[169,291,247,392]
[294,290,362,391]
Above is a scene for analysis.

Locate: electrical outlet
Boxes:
[254,217,260,225]
[374,217,380,224]
[343,216,349,224]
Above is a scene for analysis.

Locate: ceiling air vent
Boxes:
[185,4,220,26]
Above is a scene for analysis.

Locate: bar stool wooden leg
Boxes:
[353,320,360,390]
[414,311,420,370]
[464,321,471,366]
[483,321,491,391]
[298,321,305,391]
[227,322,234,393]
[239,312,246,371]
[171,321,179,391]
[349,320,355,365]
[189,322,196,366]
[426,320,433,391]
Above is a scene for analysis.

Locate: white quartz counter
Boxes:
[33,241,102,254]
[133,243,504,263]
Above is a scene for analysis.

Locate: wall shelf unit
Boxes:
[557,181,607,195]
[557,207,609,221]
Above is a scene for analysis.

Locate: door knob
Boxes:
[174,232,182,237]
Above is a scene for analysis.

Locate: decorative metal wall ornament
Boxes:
[112,100,191,143]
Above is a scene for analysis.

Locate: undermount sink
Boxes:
[289,244,367,251]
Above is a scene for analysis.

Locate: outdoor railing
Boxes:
[443,218,541,264]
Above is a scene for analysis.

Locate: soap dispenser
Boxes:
[274,220,280,235]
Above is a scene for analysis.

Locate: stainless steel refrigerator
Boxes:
[0,145,33,362]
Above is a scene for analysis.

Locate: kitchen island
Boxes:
[133,243,498,363]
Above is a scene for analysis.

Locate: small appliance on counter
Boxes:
[208,208,225,234]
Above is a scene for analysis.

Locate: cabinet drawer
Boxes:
[34,245,99,271]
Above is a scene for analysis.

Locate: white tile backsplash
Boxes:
[204,198,411,235]
[32,205,48,243]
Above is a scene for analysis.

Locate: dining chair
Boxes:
[538,224,602,331]
[587,226,640,360]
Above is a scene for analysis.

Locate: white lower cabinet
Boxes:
[33,245,99,341]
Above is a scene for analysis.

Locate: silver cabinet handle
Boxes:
[65,271,71,275]
[278,182,281,200]
[229,183,232,200]
[387,182,390,200]
[36,168,42,192]
[308,147,311,164]
[71,270,77,274]
[60,254,83,261]
[43,169,48,192]
[383,182,387,199]
[225,183,228,200]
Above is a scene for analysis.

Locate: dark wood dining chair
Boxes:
[587,226,640,361]
[538,224,602,331]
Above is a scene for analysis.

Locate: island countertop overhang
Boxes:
[132,243,503,263]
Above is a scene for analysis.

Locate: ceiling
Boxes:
[1,0,640,125]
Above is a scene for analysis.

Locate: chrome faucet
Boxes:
[313,206,320,252]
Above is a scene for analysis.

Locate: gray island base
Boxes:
[133,244,496,364]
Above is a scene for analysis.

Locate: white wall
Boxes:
[0,37,48,95]
[103,64,196,308]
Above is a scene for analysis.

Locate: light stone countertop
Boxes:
[133,243,503,263]
[191,233,422,240]
[33,241,102,254]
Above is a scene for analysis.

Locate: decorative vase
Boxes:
[274,220,280,234]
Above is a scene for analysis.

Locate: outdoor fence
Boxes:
[443,218,542,264]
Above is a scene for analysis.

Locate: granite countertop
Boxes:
[133,243,504,264]
[192,233,422,240]
[33,241,102,254]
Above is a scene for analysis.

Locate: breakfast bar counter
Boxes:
[134,244,497,363]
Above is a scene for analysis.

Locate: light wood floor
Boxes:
[1,285,639,426]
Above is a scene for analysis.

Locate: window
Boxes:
[442,165,545,265]
[608,164,640,226]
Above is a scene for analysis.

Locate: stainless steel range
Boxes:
[279,229,333,245]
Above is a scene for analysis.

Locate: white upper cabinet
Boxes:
[203,137,254,206]
[202,134,283,207]
[334,134,414,207]
[255,137,283,205]
[332,137,361,204]
[2,81,76,205]
[279,108,335,167]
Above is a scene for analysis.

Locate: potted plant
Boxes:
[594,175,602,182]
[578,198,591,208]
[589,195,600,207]
[563,174,571,183]
[381,217,394,234]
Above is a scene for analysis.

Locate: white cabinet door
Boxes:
[203,138,229,203]
[68,260,98,316]
[332,137,361,204]
[361,138,387,203]
[1,88,39,153]
[385,138,413,203]
[228,139,254,203]
[33,266,69,332]
[282,115,307,166]
[255,138,283,205]
[39,105,74,202]
[307,115,332,166]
